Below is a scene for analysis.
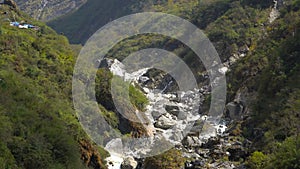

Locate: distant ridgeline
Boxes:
[14,0,87,21]
[47,0,138,44]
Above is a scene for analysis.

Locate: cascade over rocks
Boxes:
[101,58,248,169]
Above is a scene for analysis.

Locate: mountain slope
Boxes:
[14,0,87,21]
[91,0,300,168]
[47,0,136,44]
[1,0,299,168]
[0,3,106,169]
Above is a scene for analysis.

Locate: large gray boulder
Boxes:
[226,101,246,120]
[154,113,177,129]
[165,105,187,120]
[165,105,180,115]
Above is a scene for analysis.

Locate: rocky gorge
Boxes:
[99,58,251,169]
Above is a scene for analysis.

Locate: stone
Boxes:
[182,136,200,147]
[165,105,180,116]
[238,45,249,54]
[196,148,210,158]
[216,124,227,134]
[226,101,246,120]
[98,58,115,68]
[165,105,187,120]
[154,114,177,129]
[139,76,149,83]
[121,156,138,169]
[177,111,187,120]
[218,67,229,75]
[151,111,163,120]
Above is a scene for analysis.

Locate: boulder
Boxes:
[165,105,180,116]
[98,58,113,68]
[225,101,245,120]
[165,105,187,120]
[151,111,163,120]
[154,114,177,129]
[182,136,200,147]
[177,111,187,120]
[121,156,138,169]
[196,148,210,158]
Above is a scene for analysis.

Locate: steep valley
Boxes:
[0,0,300,169]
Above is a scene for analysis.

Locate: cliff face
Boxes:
[14,0,87,21]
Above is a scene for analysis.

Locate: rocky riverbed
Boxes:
[101,58,249,169]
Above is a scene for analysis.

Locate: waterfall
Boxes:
[269,0,282,23]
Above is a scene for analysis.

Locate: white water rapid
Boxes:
[103,59,227,169]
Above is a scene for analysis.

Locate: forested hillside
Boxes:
[0,3,107,168]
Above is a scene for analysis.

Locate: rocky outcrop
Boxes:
[141,69,179,93]
[225,90,250,121]
[121,156,138,169]
[225,101,246,121]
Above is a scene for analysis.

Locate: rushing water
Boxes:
[104,59,226,168]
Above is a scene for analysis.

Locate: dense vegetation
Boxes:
[236,1,300,167]
[0,4,108,168]
[144,148,186,169]
[0,2,150,168]
[95,68,149,136]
